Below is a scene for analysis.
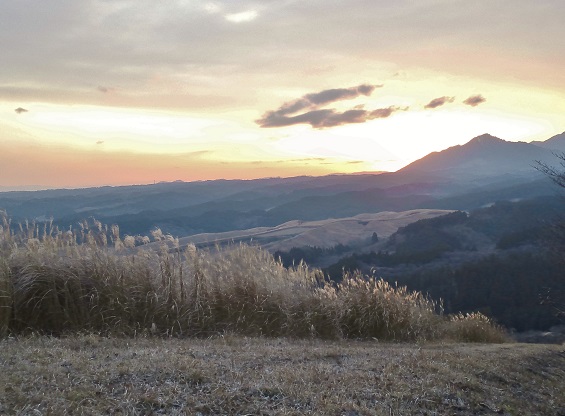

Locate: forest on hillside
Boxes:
[276,196,565,331]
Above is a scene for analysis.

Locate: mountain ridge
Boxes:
[530,131,565,152]
[398,133,557,178]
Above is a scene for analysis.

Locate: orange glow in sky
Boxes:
[1,1,564,190]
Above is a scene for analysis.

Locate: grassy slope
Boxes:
[1,336,564,415]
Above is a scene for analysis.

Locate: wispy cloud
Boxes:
[252,157,329,165]
[0,1,561,115]
[266,85,379,118]
[258,106,405,128]
[288,157,327,162]
[369,107,404,118]
[424,96,455,109]
[463,94,486,107]
[303,84,379,107]
[97,86,115,93]
[203,3,258,23]
[14,107,28,114]
[203,3,221,14]
[225,10,258,23]
[257,84,391,128]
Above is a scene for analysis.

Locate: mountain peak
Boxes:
[399,132,551,177]
[468,133,505,145]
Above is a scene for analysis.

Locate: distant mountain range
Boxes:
[0,132,563,236]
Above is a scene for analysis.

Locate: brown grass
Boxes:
[0,335,563,415]
[0,212,508,342]
[444,312,509,343]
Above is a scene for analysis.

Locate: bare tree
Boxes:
[536,152,565,188]
[536,153,565,256]
[536,153,565,320]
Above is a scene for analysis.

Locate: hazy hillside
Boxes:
[313,196,564,331]
[0,174,390,222]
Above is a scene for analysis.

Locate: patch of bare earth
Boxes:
[1,337,564,415]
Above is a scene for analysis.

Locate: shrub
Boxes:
[336,273,442,341]
[444,312,509,343]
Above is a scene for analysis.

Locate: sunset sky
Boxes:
[1,0,564,190]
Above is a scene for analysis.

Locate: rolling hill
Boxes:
[154,208,455,253]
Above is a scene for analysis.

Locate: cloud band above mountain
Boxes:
[258,105,405,128]
[256,84,400,128]
[258,84,487,129]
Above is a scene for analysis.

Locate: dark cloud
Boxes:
[424,96,455,109]
[97,85,118,94]
[258,106,405,129]
[14,107,28,114]
[463,94,486,107]
[259,84,381,121]
[256,84,399,129]
[370,107,405,118]
[303,84,379,107]
[298,109,368,128]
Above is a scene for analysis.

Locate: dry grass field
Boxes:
[1,336,564,415]
[2,212,562,414]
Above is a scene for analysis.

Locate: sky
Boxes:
[1,0,565,190]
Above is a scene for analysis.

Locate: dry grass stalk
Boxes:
[0,214,508,342]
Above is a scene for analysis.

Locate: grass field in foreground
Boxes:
[1,336,564,415]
